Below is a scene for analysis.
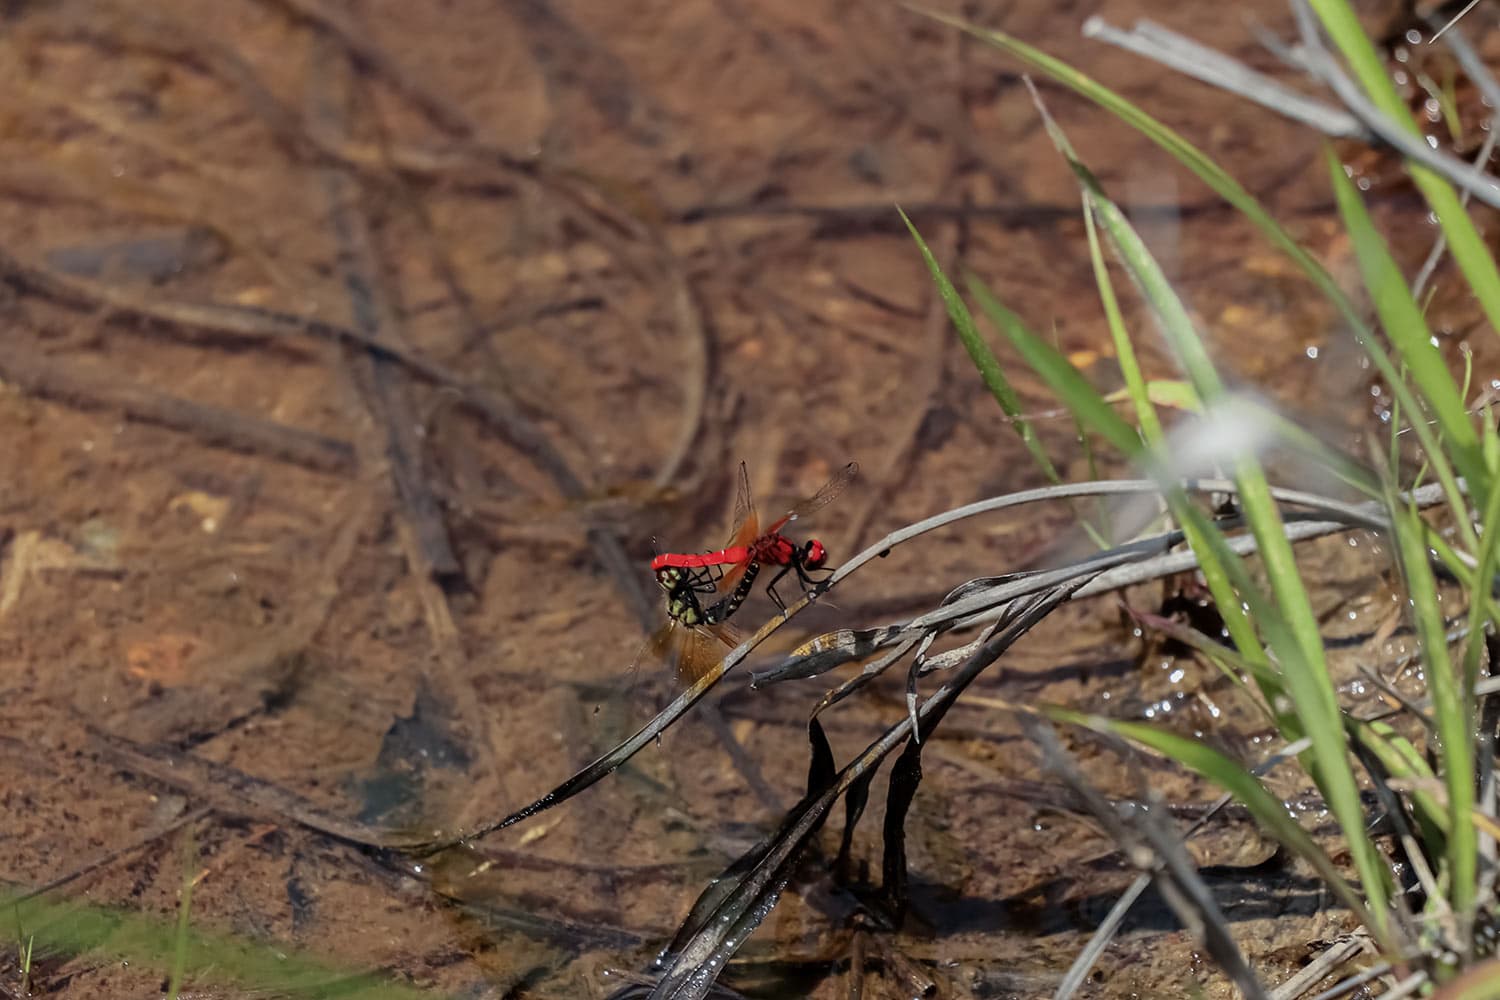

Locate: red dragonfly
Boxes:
[652,460,858,616]
[622,461,858,700]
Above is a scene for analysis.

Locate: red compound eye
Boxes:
[804,539,827,569]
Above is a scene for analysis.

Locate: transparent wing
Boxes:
[726,461,756,546]
[598,621,684,717]
[677,620,744,686]
[719,462,759,594]
[766,461,858,534]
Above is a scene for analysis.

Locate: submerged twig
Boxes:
[0,345,354,474]
[91,726,430,852]
[309,40,460,581]
[12,806,213,904]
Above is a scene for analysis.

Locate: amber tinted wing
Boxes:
[677,620,745,686]
[601,620,684,714]
[719,462,759,594]
[765,461,858,534]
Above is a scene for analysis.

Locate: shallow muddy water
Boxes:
[0,1,1496,997]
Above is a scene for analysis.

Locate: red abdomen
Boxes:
[651,546,751,571]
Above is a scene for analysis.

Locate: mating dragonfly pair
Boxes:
[635,461,857,689]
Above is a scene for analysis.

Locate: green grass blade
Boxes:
[4,890,442,999]
[900,208,1061,482]
[1387,496,1477,929]
[1310,0,1500,340]
[166,831,195,1000]
[1350,717,1450,846]
[1069,165,1224,400]
[965,278,1143,458]
[913,9,1456,507]
[1171,499,1396,925]
[1327,149,1485,515]
[1084,198,1164,447]
[1465,417,1500,697]
[1428,957,1500,999]
[1126,606,1278,726]
[1049,133,1371,867]
[1047,707,1381,935]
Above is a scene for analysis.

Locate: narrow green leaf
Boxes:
[1037,119,1386,910]
[900,208,1061,483]
[911,9,1460,526]
[1349,716,1449,846]
[1327,149,1485,514]
[2,891,440,1000]
[1388,497,1477,926]
[965,278,1142,458]
[1071,165,1224,400]
[1085,203,1164,446]
[1463,428,1500,698]
[1047,708,1379,934]
[1310,0,1500,341]
[1429,957,1500,999]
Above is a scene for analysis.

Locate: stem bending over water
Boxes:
[436,477,1441,850]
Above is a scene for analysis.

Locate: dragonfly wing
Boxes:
[719,462,760,594]
[728,460,754,545]
[767,461,859,534]
[705,619,749,651]
[601,621,683,714]
[676,623,737,686]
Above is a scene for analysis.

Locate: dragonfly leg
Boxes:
[791,557,838,603]
[764,563,796,613]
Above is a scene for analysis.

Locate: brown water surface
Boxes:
[1,1,1496,997]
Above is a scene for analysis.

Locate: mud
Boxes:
[0,0,1495,997]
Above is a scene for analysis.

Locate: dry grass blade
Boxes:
[645,582,1088,999]
[430,590,822,848]
[1082,16,1370,139]
[1029,722,1270,1000]
[1270,936,1373,999]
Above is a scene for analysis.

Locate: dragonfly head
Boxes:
[802,538,828,570]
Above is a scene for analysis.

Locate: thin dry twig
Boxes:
[89,726,429,851]
[0,345,355,474]
[12,806,213,904]
[261,0,482,140]
[1428,0,1484,43]
[1266,941,1374,1000]
[0,236,654,621]
[1030,721,1270,1000]
[309,48,460,581]
[307,34,511,828]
